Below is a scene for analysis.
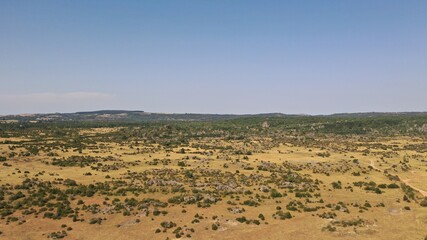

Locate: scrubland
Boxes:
[0,115,427,239]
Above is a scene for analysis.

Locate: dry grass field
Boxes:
[0,116,427,240]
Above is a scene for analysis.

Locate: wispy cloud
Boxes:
[0,92,116,114]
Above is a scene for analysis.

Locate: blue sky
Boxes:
[1,1,426,115]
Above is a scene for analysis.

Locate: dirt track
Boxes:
[401,179,427,197]
[370,160,427,197]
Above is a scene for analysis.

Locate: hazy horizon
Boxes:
[1,1,426,115]
[3,108,427,117]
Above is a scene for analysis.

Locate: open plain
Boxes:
[0,113,427,240]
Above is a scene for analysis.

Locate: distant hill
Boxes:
[1,110,426,123]
[327,112,427,118]
[75,110,144,115]
[0,110,251,122]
